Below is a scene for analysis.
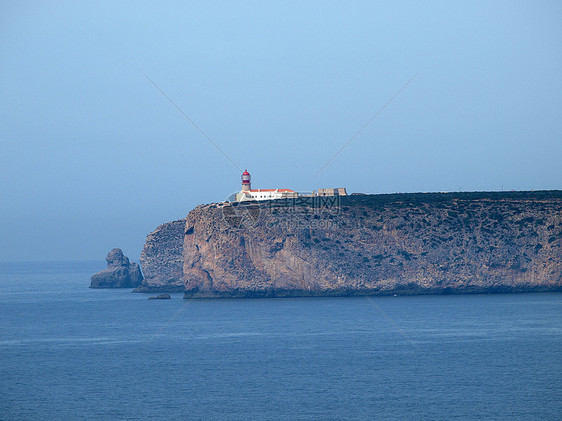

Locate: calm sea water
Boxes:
[0,261,561,420]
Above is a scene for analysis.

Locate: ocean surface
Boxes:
[0,261,561,420]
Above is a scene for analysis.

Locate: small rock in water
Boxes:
[148,294,171,300]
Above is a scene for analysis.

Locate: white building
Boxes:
[233,169,345,202]
[236,188,298,202]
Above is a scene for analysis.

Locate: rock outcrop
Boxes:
[139,191,562,297]
[148,294,171,300]
[134,219,186,292]
[90,248,143,288]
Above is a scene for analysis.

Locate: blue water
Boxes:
[1,262,561,420]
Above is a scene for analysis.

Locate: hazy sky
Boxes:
[1,1,561,262]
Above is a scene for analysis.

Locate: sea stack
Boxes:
[90,248,143,288]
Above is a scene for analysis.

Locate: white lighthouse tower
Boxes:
[241,169,251,191]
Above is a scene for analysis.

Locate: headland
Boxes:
[135,190,562,298]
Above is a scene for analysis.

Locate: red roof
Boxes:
[248,189,295,193]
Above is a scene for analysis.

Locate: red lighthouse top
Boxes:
[241,169,251,184]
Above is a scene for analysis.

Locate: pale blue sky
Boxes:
[1,1,561,262]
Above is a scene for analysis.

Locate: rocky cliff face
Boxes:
[180,191,562,297]
[135,219,186,292]
[90,248,143,288]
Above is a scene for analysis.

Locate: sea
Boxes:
[0,261,561,420]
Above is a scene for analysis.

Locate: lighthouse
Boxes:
[241,169,251,191]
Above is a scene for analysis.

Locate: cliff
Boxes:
[134,219,186,292]
[139,191,562,297]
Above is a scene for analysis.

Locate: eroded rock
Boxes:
[134,219,186,293]
[90,248,143,288]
